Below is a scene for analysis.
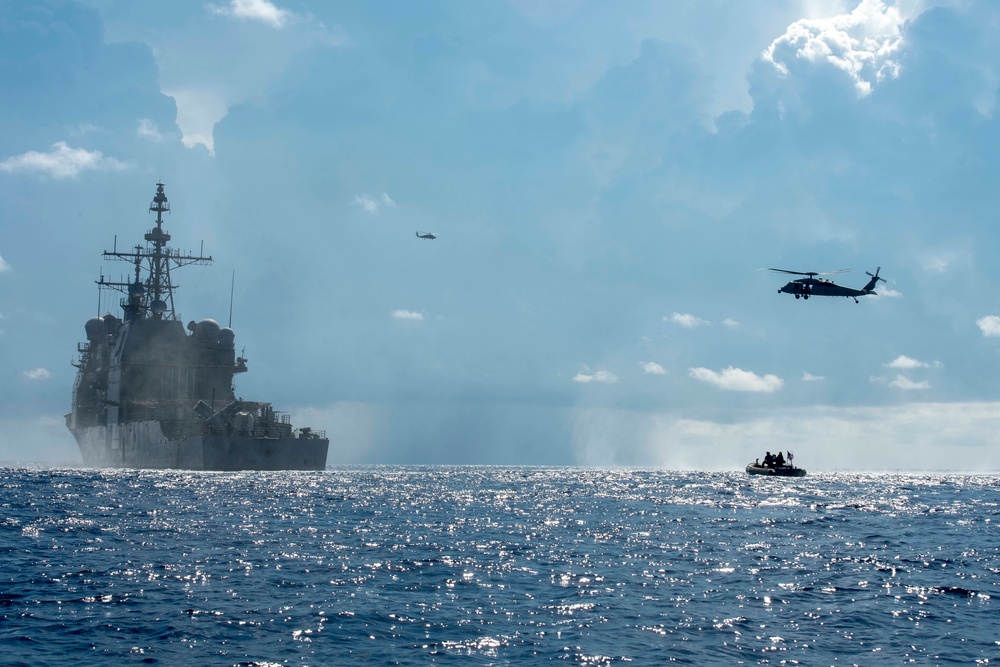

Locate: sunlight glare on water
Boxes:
[1,467,997,665]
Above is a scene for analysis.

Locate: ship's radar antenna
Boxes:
[150,182,170,216]
[97,182,213,322]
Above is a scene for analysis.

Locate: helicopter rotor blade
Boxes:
[769,268,850,277]
[769,268,814,276]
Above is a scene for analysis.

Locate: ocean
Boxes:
[1,466,997,665]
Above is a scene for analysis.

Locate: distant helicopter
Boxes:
[415,231,436,240]
[770,267,885,303]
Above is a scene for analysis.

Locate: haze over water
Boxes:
[2,466,997,665]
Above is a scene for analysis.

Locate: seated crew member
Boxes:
[763,452,774,467]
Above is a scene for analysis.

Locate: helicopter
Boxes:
[770,267,885,303]
[415,231,436,240]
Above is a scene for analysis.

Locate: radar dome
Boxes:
[195,318,222,342]
[219,327,235,347]
[85,316,104,341]
[151,299,167,315]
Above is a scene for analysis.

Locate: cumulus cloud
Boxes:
[884,355,940,369]
[164,88,229,153]
[667,312,710,328]
[208,0,294,28]
[353,193,397,215]
[573,370,618,384]
[802,372,824,381]
[148,5,339,154]
[21,368,53,381]
[977,316,1000,337]
[137,118,164,141]
[0,142,129,178]
[640,361,666,375]
[632,402,1000,472]
[762,0,905,96]
[918,248,971,276]
[872,286,902,298]
[688,366,783,393]
[889,375,930,390]
[391,309,425,321]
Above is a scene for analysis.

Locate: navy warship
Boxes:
[66,183,329,470]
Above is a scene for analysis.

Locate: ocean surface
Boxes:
[1,467,997,666]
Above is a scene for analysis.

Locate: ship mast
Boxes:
[98,183,213,321]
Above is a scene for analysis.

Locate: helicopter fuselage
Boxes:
[779,278,871,300]
[772,267,884,302]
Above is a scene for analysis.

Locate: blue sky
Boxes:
[3,0,1000,470]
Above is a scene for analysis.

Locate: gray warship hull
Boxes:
[68,183,330,471]
[73,423,328,471]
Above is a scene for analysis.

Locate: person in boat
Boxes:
[775,451,785,467]
[762,452,774,468]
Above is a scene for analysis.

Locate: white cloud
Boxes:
[0,253,9,273]
[137,118,164,141]
[640,361,666,375]
[763,0,905,96]
[21,368,53,381]
[113,1,338,155]
[722,318,740,329]
[667,312,710,328]
[889,375,930,390]
[354,193,396,215]
[884,355,932,369]
[0,142,129,178]
[573,369,618,384]
[919,248,971,275]
[624,402,1000,472]
[391,309,425,321]
[977,316,1000,337]
[68,123,101,136]
[921,255,951,274]
[208,0,294,28]
[802,372,824,382]
[354,194,378,213]
[689,366,783,393]
[164,88,229,153]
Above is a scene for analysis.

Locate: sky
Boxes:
[3,0,1000,471]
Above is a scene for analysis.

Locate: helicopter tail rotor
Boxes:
[863,267,886,293]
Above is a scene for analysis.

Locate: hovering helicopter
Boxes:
[415,231,436,240]
[770,267,885,303]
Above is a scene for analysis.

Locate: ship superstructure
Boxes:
[67,183,329,470]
